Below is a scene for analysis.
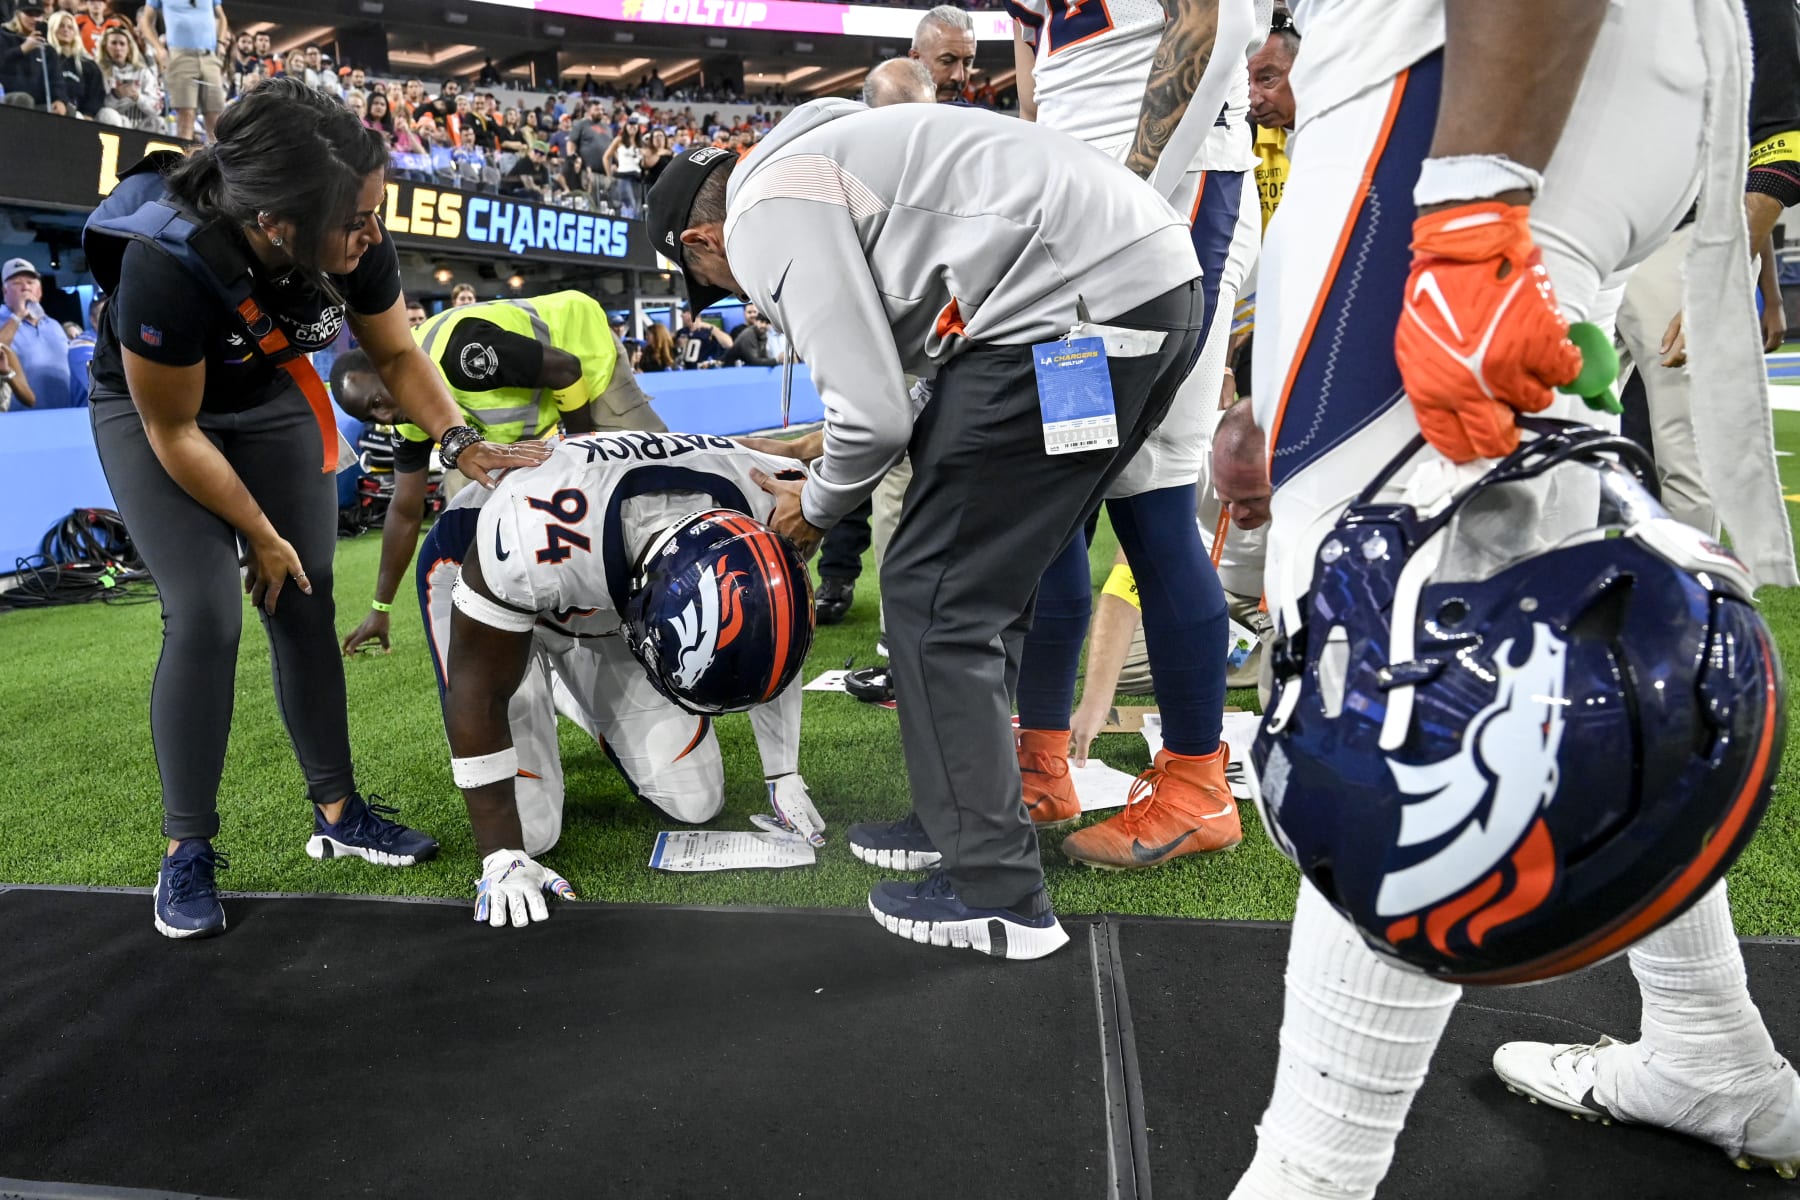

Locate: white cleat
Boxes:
[305,835,420,868]
[1494,1037,1800,1179]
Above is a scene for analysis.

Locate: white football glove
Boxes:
[764,773,825,846]
[474,848,576,929]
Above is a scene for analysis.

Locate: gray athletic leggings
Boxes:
[91,382,355,841]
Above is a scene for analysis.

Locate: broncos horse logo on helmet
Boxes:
[623,509,815,716]
[1252,419,1785,986]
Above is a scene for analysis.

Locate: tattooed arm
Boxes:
[1124,0,1221,179]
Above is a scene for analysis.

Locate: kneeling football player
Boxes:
[418,430,822,926]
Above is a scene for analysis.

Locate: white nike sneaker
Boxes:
[1493,1037,1800,1179]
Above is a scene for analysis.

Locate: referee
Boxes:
[649,100,1205,959]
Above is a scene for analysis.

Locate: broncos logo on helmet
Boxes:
[670,564,749,692]
[1378,623,1566,956]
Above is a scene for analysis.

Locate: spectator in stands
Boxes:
[674,304,731,368]
[344,90,366,120]
[97,40,161,130]
[429,77,458,123]
[293,45,338,98]
[65,295,101,408]
[570,97,612,197]
[364,90,395,143]
[137,0,224,140]
[75,0,106,54]
[861,57,934,107]
[346,66,366,94]
[639,321,677,372]
[548,110,573,154]
[604,119,650,216]
[451,283,477,307]
[406,299,427,329]
[395,76,424,121]
[643,127,673,188]
[414,109,449,154]
[1,4,66,113]
[476,56,500,88]
[467,91,501,152]
[0,323,37,411]
[2,259,71,409]
[250,29,272,69]
[909,5,976,104]
[501,142,550,198]
[225,30,253,81]
[724,305,777,367]
[47,10,104,116]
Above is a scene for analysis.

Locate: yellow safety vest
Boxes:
[398,290,618,447]
[1253,125,1290,234]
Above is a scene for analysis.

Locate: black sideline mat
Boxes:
[0,889,1109,1200]
[1118,918,1800,1199]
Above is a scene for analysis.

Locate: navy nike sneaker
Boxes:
[848,811,941,871]
[155,840,228,939]
[868,871,1069,960]
[306,793,439,867]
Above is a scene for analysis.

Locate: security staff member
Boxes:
[334,289,665,655]
[649,103,1206,960]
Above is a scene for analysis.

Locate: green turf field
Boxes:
[2,411,1797,932]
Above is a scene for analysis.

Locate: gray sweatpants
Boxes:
[882,280,1206,908]
[91,382,354,841]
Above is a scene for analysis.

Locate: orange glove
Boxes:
[1394,202,1582,463]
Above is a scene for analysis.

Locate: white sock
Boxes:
[1230,881,1463,1200]
[1593,880,1793,1155]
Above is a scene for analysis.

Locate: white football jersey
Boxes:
[1288,0,1444,132]
[461,432,803,640]
[1013,0,1252,168]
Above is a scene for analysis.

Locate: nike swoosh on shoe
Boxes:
[1131,830,1198,863]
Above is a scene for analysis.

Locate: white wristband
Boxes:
[452,747,519,789]
[1413,154,1545,208]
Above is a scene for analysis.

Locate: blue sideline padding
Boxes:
[636,364,824,434]
[1,408,114,572]
[2,365,825,570]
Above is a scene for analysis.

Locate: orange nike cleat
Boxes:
[1018,728,1082,828]
[1062,746,1242,870]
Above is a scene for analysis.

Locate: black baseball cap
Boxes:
[645,145,739,314]
[439,318,542,392]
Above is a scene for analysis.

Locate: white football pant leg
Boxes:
[561,636,725,825]
[1231,882,1461,1200]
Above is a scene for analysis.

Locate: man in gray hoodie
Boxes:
[647,100,1205,960]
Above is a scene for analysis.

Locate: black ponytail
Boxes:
[166,78,388,290]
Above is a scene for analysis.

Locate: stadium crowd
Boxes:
[0,0,1015,219]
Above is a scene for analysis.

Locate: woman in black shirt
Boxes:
[89,80,546,939]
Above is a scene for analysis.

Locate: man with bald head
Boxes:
[909,4,977,103]
[1211,400,1271,532]
[862,57,936,108]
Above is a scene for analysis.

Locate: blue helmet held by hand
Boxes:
[622,509,815,715]
[1252,419,1784,986]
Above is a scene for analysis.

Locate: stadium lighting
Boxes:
[794,41,813,53]
[357,0,383,13]
[705,35,729,48]
[544,22,565,36]
[446,11,470,25]
[507,274,525,291]
[433,266,454,284]
[613,31,635,43]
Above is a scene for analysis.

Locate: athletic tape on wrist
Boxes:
[1101,563,1141,610]
[452,747,519,789]
[1413,155,1545,207]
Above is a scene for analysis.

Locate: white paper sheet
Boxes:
[649,830,818,872]
[1141,711,1263,801]
[1071,759,1139,812]
[803,670,851,693]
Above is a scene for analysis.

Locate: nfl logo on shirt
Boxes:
[139,324,163,347]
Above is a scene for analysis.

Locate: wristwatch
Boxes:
[438,425,482,472]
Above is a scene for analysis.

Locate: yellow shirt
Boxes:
[1253,125,1290,233]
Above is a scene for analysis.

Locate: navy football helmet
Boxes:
[1252,419,1784,986]
[622,509,815,715]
